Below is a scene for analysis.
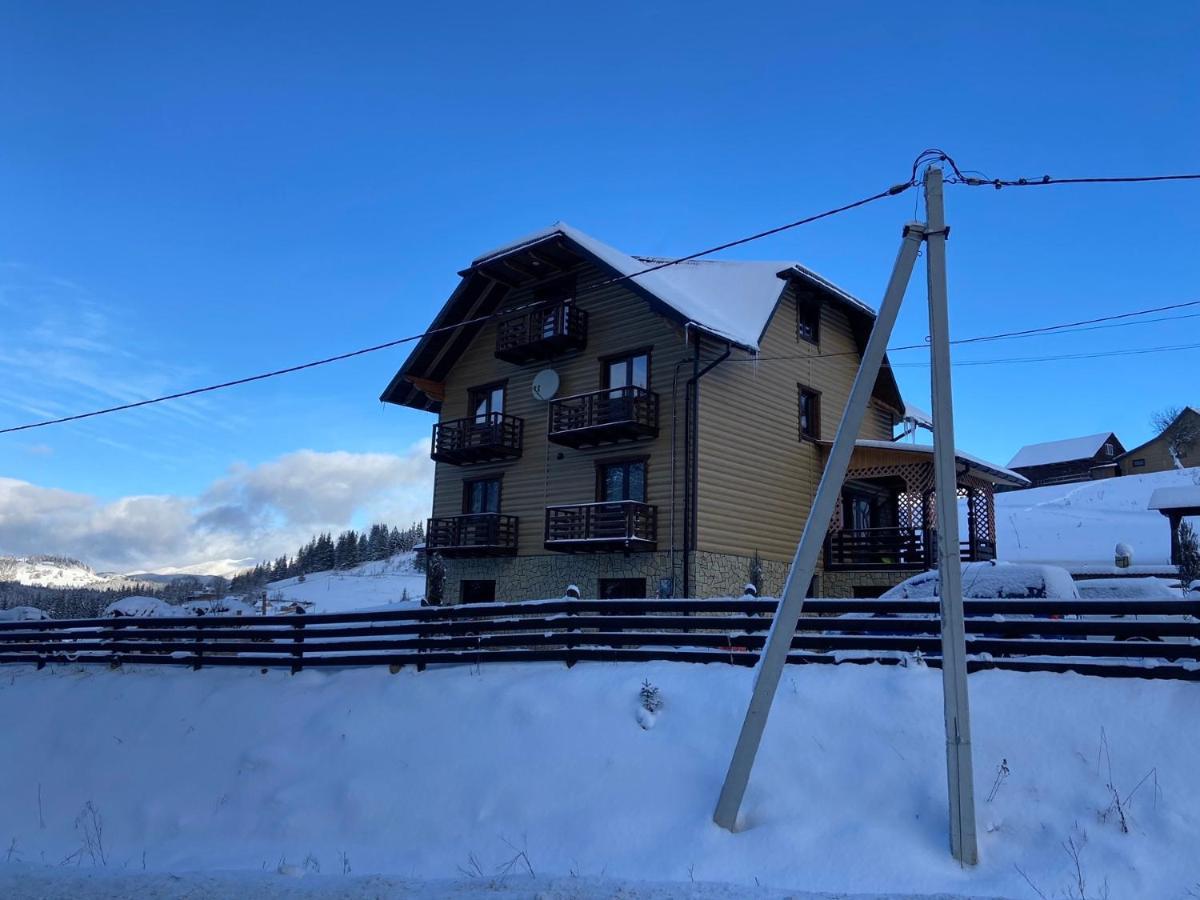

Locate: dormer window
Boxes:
[796,297,820,345]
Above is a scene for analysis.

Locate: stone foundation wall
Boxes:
[431,552,909,603]
[819,569,909,598]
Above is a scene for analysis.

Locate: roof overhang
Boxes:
[823,439,1031,488]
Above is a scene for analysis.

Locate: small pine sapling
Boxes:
[987,758,1010,803]
[637,679,663,730]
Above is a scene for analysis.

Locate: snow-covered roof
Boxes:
[851,439,1030,487]
[1007,432,1115,469]
[1148,485,1200,511]
[472,221,865,351]
[901,403,933,429]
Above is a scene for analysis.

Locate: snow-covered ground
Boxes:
[265,553,425,613]
[996,467,1200,568]
[0,661,1195,898]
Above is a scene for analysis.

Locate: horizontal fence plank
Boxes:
[1,595,1195,680]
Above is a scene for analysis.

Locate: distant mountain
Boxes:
[0,555,147,590]
[0,554,251,590]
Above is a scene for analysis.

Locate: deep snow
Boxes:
[0,661,1195,898]
[996,467,1200,568]
[265,553,425,613]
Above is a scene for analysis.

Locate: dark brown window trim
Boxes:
[599,346,653,389]
[467,379,508,416]
[796,295,821,346]
[461,474,504,514]
[594,455,650,502]
[798,383,821,442]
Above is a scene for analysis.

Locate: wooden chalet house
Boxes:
[380,223,1026,602]
[1116,407,1200,474]
[1006,432,1126,488]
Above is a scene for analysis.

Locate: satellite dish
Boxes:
[531,369,560,401]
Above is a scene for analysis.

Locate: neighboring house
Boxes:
[1006,432,1125,488]
[1116,407,1200,474]
[380,222,1024,602]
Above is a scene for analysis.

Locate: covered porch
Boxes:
[820,440,1029,572]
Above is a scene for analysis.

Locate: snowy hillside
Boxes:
[0,555,132,589]
[996,467,1199,568]
[0,662,1195,898]
[266,552,425,613]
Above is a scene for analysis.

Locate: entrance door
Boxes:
[598,578,646,600]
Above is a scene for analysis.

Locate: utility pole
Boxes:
[713,221,927,831]
[923,166,979,865]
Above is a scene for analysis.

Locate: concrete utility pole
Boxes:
[713,167,980,867]
[923,166,979,866]
[713,221,927,831]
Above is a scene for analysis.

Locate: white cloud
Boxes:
[0,444,433,574]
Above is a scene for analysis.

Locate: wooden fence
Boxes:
[0,597,1196,680]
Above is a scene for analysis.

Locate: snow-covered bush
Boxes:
[1177,520,1200,591]
[637,679,664,728]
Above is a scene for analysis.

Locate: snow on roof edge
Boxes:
[853,439,1030,486]
[1007,432,1116,469]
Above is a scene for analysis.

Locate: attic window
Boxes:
[1103,442,1115,457]
[796,297,820,345]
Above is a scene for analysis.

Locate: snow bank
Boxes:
[266,553,425,614]
[996,468,1200,566]
[0,605,51,622]
[0,662,1196,898]
[102,596,181,618]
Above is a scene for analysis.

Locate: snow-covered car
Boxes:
[179,596,258,616]
[0,606,52,623]
[881,561,1080,600]
[1074,577,1179,600]
[102,596,184,618]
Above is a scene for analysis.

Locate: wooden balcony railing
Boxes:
[430,413,523,465]
[544,501,657,551]
[824,527,999,571]
[547,386,659,448]
[495,301,588,363]
[426,514,518,557]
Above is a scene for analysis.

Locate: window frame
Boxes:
[797,384,822,442]
[1132,458,1146,468]
[595,455,650,503]
[467,380,507,423]
[796,296,821,345]
[599,347,652,391]
[461,475,503,515]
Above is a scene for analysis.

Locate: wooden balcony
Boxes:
[823,527,998,572]
[426,514,518,557]
[544,501,657,552]
[430,413,524,465]
[495,301,588,363]
[547,386,659,448]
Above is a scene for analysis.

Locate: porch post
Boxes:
[713,221,927,831]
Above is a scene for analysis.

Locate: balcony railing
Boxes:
[547,385,659,448]
[824,527,999,571]
[431,413,524,465]
[544,501,657,552]
[426,514,518,557]
[495,301,588,363]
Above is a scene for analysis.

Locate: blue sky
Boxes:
[0,2,1197,569]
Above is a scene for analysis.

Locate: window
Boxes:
[462,477,502,514]
[598,578,646,600]
[796,297,820,344]
[460,580,496,604]
[603,350,650,391]
[1104,442,1115,457]
[798,385,821,441]
[468,382,505,424]
[1132,458,1146,468]
[535,276,576,337]
[598,459,647,502]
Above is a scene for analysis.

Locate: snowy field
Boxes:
[996,467,1199,568]
[0,661,1196,898]
[265,553,425,613]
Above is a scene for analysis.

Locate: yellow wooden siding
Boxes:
[694,287,898,562]
[431,262,690,557]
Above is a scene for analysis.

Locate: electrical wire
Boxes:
[0,173,918,436]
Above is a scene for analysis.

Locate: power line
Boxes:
[922,148,1200,189]
[891,341,1200,368]
[726,298,1200,365]
[0,174,918,436]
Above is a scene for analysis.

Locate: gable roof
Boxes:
[1115,406,1200,460]
[381,221,903,412]
[1007,432,1118,469]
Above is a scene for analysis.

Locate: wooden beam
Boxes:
[405,376,445,403]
